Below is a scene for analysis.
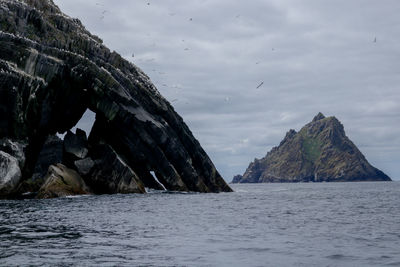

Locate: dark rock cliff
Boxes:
[233,113,391,183]
[0,0,232,197]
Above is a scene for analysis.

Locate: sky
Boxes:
[53,0,400,181]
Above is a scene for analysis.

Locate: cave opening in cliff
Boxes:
[57,109,96,139]
[72,109,96,137]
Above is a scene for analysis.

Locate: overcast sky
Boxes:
[53,0,400,181]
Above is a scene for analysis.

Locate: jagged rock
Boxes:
[0,151,22,196]
[10,135,63,198]
[36,163,92,199]
[312,112,325,122]
[0,138,26,196]
[74,157,94,176]
[0,138,26,168]
[0,0,232,197]
[64,129,88,165]
[233,113,391,183]
[82,144,146,194]
[12,135,63,196]
[231,175,242,184]
[32,135,63,180]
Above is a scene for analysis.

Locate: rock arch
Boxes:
[0,0,231,196]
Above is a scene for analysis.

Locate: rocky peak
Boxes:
[312,112,325,122]
[232,114,391,183]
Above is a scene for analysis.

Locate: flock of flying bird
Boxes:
[94,1,378,105]
[95,1,268,106]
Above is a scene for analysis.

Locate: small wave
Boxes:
[326,254,356,261]
[270,189,289,192]
[12,231,82,240]
[233,189,248,193]
[161,190,197,195]
[144,188,198,195]
[386,261,400,266]
[221,247,271,253]
[0,251,17,259]
[0,226,15,235]
[64,194,91,199]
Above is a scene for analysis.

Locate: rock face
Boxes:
[0,151,22,196]
[36,164,92,199]
[79,143,146,194]
[64,129,88,164]
[233,113,391,183]
[12,135,62,197]
[231,175,243,184]
[0,0,232,198]
[32,135,63,181]
[0,138,26,196]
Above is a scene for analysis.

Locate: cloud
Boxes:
[54,0,400,180]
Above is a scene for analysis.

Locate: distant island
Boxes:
[232,113,391,183]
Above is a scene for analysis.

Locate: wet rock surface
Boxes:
[0,151,22,196]
[233,113,391,183]
[0,0,231,198]
[74,157,94,177]
[64,129,88,162]
[0,138,26,196]
[80,143,146,194]
[36,163,92,199]
[32,135,63,181]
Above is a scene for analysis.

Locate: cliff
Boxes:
[233,113,391,183]
[0,0,232,198]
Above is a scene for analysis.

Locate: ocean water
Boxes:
[1,182,400,267]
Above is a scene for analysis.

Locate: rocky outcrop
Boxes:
[74,157,94,177]
[0,0,232,198]
[78,143,146,194]
[231,175,243,184]
[64,129,88,164]
[0,151,22,196]
[233,113,391,183]
[11,135,62,197]
[0,138,26,196]
[0,138,26,167]
[32,135,63,180]
[36,164,92,199]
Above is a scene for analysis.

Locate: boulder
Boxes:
[0,138,26,197]
[11,135,63,198]
[32,135,63,180]
[0,138,26,168]
[74,157,95,176]
[0,151,22,196]
[64,129,89,164]
[36,164,92,199]
[81,144,146,194]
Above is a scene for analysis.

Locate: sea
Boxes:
[1,182,400,267]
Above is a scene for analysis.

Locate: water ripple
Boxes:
[0,182,399,266]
